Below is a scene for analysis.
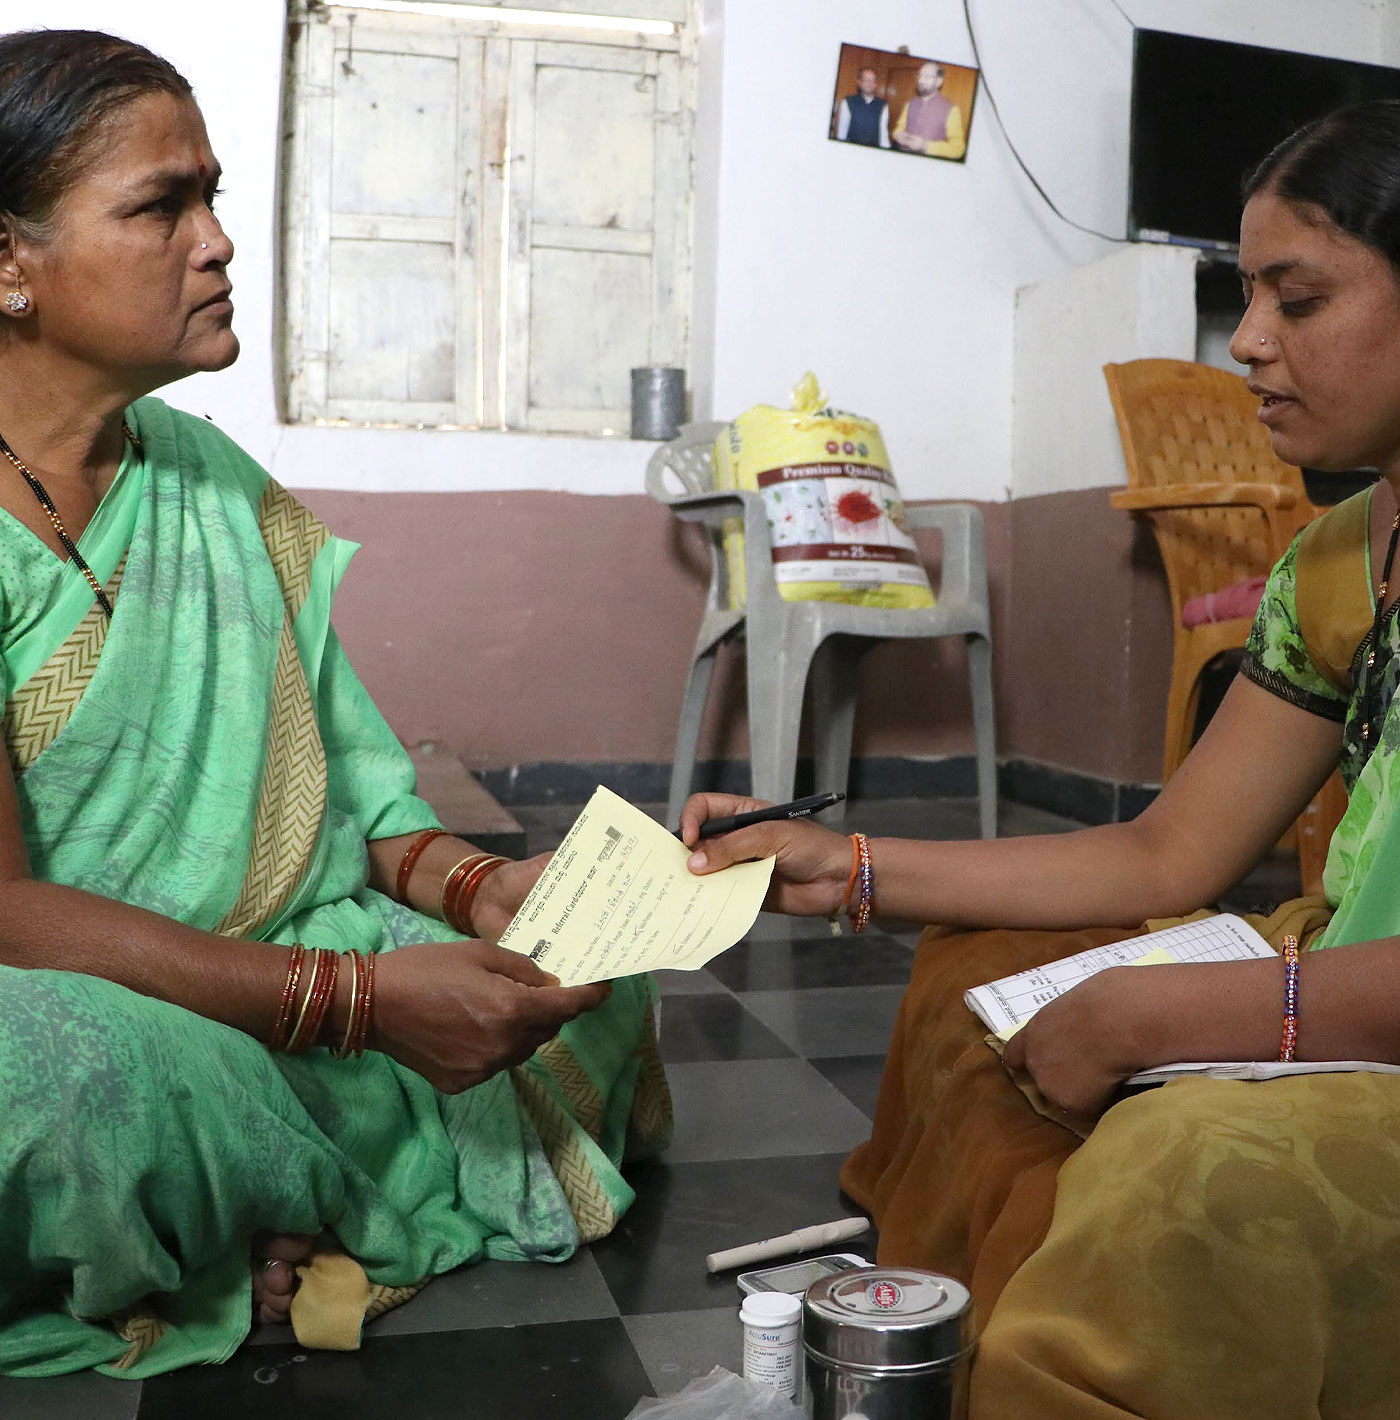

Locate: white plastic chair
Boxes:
[646,422,997,836]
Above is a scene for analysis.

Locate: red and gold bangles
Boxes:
[394,829,511,937]
[440,852,509,935]
[268,943,375,1058]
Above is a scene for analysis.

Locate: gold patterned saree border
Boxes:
[3,555,128,775]
[213,480,332,938]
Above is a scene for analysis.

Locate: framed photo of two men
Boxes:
[829,43,978,162]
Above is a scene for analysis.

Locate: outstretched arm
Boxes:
[683,674,1341,931]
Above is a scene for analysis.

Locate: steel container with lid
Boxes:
[802,1266,974,1420]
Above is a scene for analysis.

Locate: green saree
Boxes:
[0,396,671,1379]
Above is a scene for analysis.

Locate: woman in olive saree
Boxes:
[0,32,667,1381]
[683,105,1400,1418]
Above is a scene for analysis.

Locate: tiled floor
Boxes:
[0,795,1298,1419]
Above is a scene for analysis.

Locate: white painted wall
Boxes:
[704,0,1394,502]
[1012,244,1197,499]
[8,0,1395,499]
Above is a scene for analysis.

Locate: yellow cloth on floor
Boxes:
[290,1246,372,1352]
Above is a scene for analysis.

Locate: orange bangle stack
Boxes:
[441,853,509,935]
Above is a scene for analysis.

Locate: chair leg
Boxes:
[1161,637,1202,785]
[810,637,859,827]
[966,632,998,840]
[666,643,722,830]
[746,617,816,805]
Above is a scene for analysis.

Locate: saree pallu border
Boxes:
[4,555,129,774]
[213,480,331,938]
[511,1007,673,1242]
[2,478,334,941]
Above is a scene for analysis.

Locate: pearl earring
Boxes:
[4,290,28,314]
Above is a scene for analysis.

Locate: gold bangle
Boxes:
[334,951,364,1060]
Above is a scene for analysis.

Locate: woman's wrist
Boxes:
[1084,967,1157,1077]
[468,866,515,940]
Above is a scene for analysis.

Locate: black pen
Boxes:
[685,792,845,840]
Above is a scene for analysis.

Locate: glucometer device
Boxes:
[736,1253,869,1296]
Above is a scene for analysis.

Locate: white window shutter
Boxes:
[286,17,481,425]
[282,4,692,436]
[501,38,690,433]
[433,0,687,22]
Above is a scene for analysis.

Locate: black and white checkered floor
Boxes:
[1,795,1297,1419]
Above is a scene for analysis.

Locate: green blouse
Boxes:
[1241,487,1400,947]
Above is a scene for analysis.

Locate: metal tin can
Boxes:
[630,366,687,440]
[802,1266,974,1420]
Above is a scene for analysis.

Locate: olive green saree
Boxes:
[842,491,1400,1418]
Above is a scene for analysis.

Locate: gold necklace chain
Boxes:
[0,421,141,620]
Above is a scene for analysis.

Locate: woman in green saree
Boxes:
[0,29,668,1378]
[685,104,1400,1417]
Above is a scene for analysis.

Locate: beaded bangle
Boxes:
[445,856,509,936]
[268,943,307,1053]
[397,829,448,903]
[1277,934,1300,1063]
[848,832,873,934]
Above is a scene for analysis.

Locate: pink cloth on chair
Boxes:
[1180,575,1268,629]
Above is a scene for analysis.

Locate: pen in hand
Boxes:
[681,792,845,840]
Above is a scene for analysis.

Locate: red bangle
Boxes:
[269,943,307,1052]
[396,829,448,902]
[445,857,508,935]
[286,948,341,1054]
[354,949,376,1056]
[841,836,861,911]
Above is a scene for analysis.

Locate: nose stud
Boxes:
[1259,336,1267,345]
[201,243,209,251]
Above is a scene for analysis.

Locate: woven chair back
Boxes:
[1105,358,1312,616]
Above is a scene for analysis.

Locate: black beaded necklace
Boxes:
[0,421,140,620]
[1361,508,1400,752]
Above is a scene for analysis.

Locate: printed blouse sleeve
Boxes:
[1240,535,1349,721]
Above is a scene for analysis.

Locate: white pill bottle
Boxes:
[740,1290,803,1402]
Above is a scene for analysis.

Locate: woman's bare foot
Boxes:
[251,1232,316,1325]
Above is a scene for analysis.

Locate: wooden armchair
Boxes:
[1104,358,1342,894]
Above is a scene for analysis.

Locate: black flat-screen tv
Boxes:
[1129,29,1400,251]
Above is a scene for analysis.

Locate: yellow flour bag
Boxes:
[713,373,934,609]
